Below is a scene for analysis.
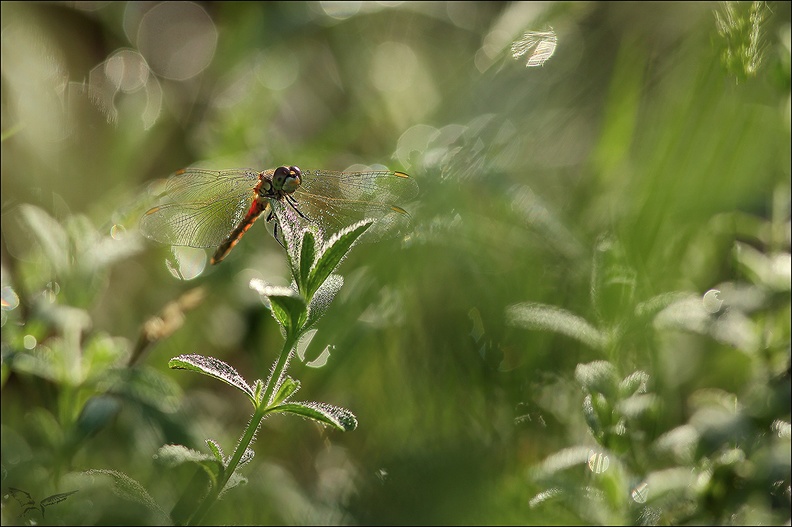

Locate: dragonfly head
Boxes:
[273,165,302,193]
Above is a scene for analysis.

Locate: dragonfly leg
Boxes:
[285,194,312,223]
[267,210,286,248]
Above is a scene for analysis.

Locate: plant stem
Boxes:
[186,333,297,526]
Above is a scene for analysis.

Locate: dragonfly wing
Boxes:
[139,168,259,248]
[293,170,418,236]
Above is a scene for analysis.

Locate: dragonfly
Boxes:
[139,165,418,264]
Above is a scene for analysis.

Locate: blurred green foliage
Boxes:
[1,1,790,525]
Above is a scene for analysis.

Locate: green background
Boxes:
[2,2,790,525]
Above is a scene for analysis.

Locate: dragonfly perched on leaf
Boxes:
[140,165,418,264]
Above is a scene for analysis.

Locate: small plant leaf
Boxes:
[252,379,264,408]
[307,220,373,299]
[169,354,255,404]
[19,204,70,273]
[299,230,316,293]
[220,472,248,498]
[269,401,358,432]
[616,393,660,419]
[83,469,166,517]
[249,280,307,334]
[619,370,649,397]
[574,360,619,397]
[304,274,344,330]
[582,394,604,439]
[268,376,300,407]
[206,439,224,464]
[155,444,224,486]
[40,490,78,508]
[238,448,255,468]
[531,446,592,479]
[506,302,606,350]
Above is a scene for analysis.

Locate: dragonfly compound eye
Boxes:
[277,165,301,193]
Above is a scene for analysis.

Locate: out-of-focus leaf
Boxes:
[304,274,343,330]
[575,360,619,397]
[615,393,660,419]
[531,446,591,479]
[734,243,791,292]
[155,444,223,486]
[19,204,70,273]
[506,303,607,349]
[82,469,166,517]
[619,370,649,397]
[652,425,700,465]
[511,28,557,67]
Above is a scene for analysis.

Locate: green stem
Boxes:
[186,333,298,526]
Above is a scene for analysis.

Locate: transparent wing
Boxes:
[292,169,419,237]
[139,168,260,248]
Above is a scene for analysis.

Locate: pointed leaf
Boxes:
[616,393,660,419]
[206,439,224,464]
[268,293,307,334]
[305,274,344,330]
[40,490,78,508]
[307,220,373,299]
[238,448,255,468]
[530,446,591,479]
[249,280,307,334]
[582,394,603,439]
[506,302,606,349]
[155,444,224,486]
[574,360,619,397]
[619,370,649,397]
[299,230,316,293]
[83,469,166,517]
[19,204,70,273]
[220,472,248,498]
[269,376,300,407]
[169,354,254,404]
[269,401,358,431]
[252,379,264,408]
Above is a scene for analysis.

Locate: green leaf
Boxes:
[206,439,225,464]
[82,469,166,517]
[506,303,606,350]
[582,394,604,440]
[217,449,255,498]
[71,395,121,444]
[40,490,78,508]
[155,444,224,487]
[252,379,264,408]
[19,204,70,273]
[530,446,591,479]
[268,376,300,407]
[574,360,619,397]
[269,401,358,432]
[299,230,316,293]
[619,370,649,397]
[169,354,255,404]
[304,274,344,330]
[616,393,660,419]
[306,220,373,299]
[249,280,307,334]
